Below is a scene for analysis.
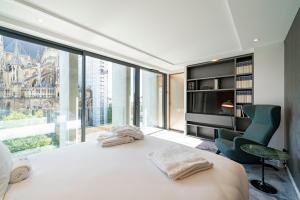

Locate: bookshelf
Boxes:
[186,54,254,140]
[234,55,254,132]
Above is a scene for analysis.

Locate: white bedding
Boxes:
[5,136,249,200]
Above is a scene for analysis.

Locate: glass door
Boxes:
[140,69,164,134]
[169,73,184,131]
[84,56,135,140]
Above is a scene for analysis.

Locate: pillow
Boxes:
[0,141,12,199]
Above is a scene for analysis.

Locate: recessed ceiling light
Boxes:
[253,38,259,42]
[37,18,43,23]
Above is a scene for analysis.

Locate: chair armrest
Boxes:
[233,137,261,150]
[217,129,241,141]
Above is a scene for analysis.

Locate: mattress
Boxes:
[5,136,249,200]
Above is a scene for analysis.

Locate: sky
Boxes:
[3,36,45,59]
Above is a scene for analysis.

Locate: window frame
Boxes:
[0,26,167,141]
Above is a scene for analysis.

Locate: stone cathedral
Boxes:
[0,36,60,119]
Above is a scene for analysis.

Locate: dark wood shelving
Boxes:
[186,53,254,140]
[187,74,235,81]
[235,116,251,120]
[236,73,253,76]
[187,88,235,92]
[236,87,253,90]
[187,122,233,130]
[186,112,233,117]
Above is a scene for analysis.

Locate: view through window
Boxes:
[84,56,135,140]
[0,32,165,155]
[0,35,82,156]
[140,70,163,134]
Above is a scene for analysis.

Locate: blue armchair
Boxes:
[215,105,281,163]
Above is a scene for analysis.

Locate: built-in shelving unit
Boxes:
[187,88,234,92]
[234,55,254,132]
[186,54,254,140]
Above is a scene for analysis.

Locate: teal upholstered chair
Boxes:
[215,105,281,163]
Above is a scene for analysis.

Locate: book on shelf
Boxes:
[236,105,243,117]
[236,75,253,89]
[236,60,252,75]
[236,90,252,103]
[188,81,195,90]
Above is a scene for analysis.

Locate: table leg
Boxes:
[250,158,278,194]
[262,158,265,184]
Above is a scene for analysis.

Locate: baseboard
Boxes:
[287,167,300,200]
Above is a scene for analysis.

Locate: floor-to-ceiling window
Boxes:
[84,55,135,140]
[140,69,164,134]
[0,34,82,155]
[0,27,167,153]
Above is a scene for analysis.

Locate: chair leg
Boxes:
[216,150,221,154]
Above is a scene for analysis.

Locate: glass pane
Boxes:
[85,56,135,140]
[140,70,163,134]
[0,35,82,156]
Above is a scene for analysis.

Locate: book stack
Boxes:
[188,81,195,90]
[236,75,253,89]
[236,91,252,103]
[236,61,252,75]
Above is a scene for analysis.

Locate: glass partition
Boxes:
[140,69,163,134]
[85,56,135,140]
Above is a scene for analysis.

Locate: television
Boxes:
[187,91,234,116]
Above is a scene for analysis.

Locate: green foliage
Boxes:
[34,110,44,118]
[3,135,52,153]
[107,103,112,123]
[4,110,44,121]
[4,111,32,121]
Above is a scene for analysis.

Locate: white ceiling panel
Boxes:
[228,0,300,49]
[0,0,299,72]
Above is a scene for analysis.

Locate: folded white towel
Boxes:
[9,157,31,184]
[149,145,213,180]
[97,132,116,142]
[101,136,135,147]
[112,126,144,140]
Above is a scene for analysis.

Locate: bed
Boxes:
[4,136,249,200]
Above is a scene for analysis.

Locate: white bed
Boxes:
[5,136,249,200]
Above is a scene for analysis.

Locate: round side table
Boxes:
[241,144,289,194]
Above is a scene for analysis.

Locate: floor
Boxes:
[150,130,299,200]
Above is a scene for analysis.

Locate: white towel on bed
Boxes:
[149,145,213,180]
[97,132,116,142]
[9,157,31,184]
[101,136,135,147]
[112,126,144,140]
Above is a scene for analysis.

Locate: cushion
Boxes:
[0,141,12,199]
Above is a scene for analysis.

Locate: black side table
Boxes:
[241,144,289,194]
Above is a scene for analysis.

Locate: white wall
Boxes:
[254,42,285,150]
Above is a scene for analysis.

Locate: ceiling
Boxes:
[0,0,299,73]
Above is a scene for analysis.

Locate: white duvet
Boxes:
[5,136,249,200]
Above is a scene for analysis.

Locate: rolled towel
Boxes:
[112,126,144,140]
[101,136,135,147]
[149,145,213,180]
[9,157,31,184]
